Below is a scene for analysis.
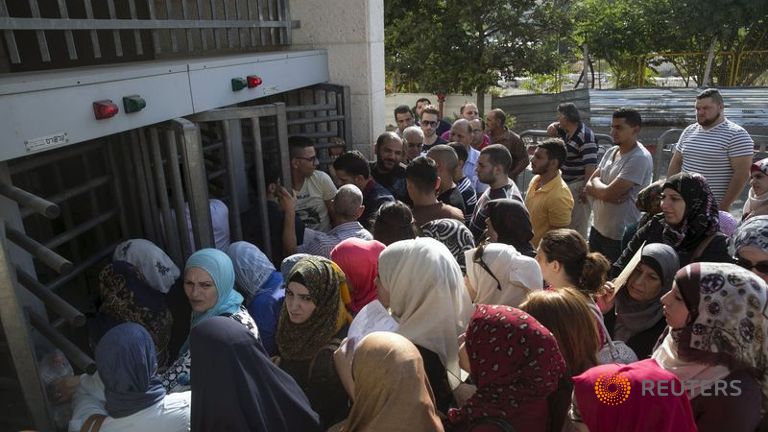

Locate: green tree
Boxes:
[385,0,568,110]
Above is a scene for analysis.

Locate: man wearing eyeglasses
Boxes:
[403,126,426,163]
[420,105,448,152]
[289,136,337,233]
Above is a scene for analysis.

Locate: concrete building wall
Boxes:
[290,0,385,157]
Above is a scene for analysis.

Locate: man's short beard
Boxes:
[697,113,721,127]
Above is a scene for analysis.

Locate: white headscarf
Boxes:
[378,237,473,389]
[226,242,276,304]
[112,239,180,293]
[464,243,542,307]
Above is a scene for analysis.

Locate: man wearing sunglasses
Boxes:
[289,136,337,233]
[420,105,448,152]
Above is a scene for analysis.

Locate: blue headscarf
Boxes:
[181,248,243,353]
[95,323,166,418]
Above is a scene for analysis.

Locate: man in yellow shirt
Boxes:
[525,139,574,247]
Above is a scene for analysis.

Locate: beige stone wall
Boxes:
[291,0,385,158]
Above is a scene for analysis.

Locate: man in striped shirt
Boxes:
[667,88,753,211]
[547,103,598,237]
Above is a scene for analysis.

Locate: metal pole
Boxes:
[275,102,291,188]
[221,120,243,242]
[0,241,53,430]
[0,183,60,219]
[5,225,73,274]
[250,117,272,259]
[172,118,213,250]
[107,141,130,238]
[16,268,85,327]
[150,128,183,266]
[130,130,159,243]
[28,310,96,374]
[165,129,193,259]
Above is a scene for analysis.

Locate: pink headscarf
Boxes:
[572,359,697,432]
[330,238,386,314]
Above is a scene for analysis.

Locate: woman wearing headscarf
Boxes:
[330,332,444,432]
[377,237,474,414]
[621,179,664,249]
[160,248,261,393]
[610,172,731,279]
[733,215,768,283]
[485,199,536,257]
[421,218,476,274]
[463,242,542,307]
[190,317,322,432]
[603,244,680,359]
[743,157,768,220]
[226,241,285,355]
[447,305,566,432]
[68,323,190,432]
[330,238,386,314]
[572,359,697,432]
[275,256,352,428]
[653,262,768,432]
[91,239,178,366]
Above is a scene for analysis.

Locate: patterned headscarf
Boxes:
[733,215,768,252]
[280,253,314,281]
[421,218,476,273]
[226,242,276,304]
[661,172,720,251]
[276,257,352,360]
[673,263,768,406]
[448,305,566,425]
[113,239,180,293]
[181,248,243,354]
[486,199,535,257]
[330,238,386,314]
[95,261,173,366]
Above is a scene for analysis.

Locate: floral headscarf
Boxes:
[448,305,566,425]
[670,263,768,406]
[112,239,180,293]
[276,257,352,360]
[226,241,276,304]
[661,172,720,251]
[733,215,768,252]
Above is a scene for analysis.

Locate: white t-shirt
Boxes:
[294,170,337,232]
[68,373,191,432]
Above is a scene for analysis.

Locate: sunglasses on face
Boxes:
[736,255,768,274]
[421,120,438,127]
[474,243,501,290]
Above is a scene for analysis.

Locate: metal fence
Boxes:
[0,0,293,72]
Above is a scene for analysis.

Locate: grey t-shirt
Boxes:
[591,144,653,240]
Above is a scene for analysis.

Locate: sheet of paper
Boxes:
[613,241,645,293]
[347,300,399,341]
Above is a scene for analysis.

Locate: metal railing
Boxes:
[0,0,293,70]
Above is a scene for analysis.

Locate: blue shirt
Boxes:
[246,271,285,356]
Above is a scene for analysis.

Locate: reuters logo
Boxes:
[594,372,631,405]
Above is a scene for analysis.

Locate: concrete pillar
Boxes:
[290,0,385,157]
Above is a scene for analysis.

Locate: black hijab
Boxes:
[487,198,536,257]
[190,316,322,432]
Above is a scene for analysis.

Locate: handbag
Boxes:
[596,316,638,365]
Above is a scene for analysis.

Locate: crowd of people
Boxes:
[53,88,768,432]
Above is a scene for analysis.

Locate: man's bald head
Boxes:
[333,184,364,220]
[450,119,472,147]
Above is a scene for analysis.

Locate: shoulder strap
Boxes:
[307,337,343,383]
[80,414,107,432]
[691,233,717,261]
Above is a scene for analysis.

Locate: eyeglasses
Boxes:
[736,255,768,274]
[474,243,501,290]
[421,120,438,127]
[294,156,318,163]
[471,129,483,134]
[406,142,423,149]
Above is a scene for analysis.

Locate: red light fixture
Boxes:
[93,100,119,120]
[246,75,263,88]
